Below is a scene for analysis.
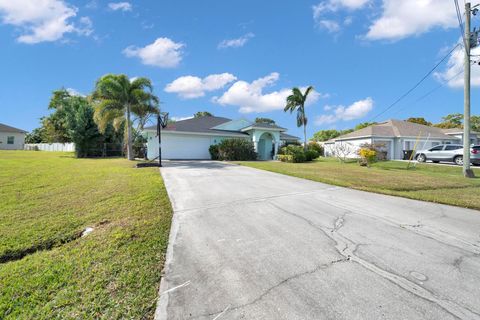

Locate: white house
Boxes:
[143,116,299,160]
[440,128,480,145]
[0,123,26,150]
[323,119,465,160]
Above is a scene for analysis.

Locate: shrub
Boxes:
[304,150,319,161]
[209,144,219,160]
[216,139,257,161]
[358,148,377,167]
[359,142,387,161]
[307,141,324,156]
[278,155,293,162]
[278,145,313,163]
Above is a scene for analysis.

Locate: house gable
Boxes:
[211,119,252,131]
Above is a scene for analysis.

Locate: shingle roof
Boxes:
[280,132,300,141]
[144,116,249,136]
[335,119,455,141]
[0,123,27,133]
[441,128,480,134]
[243,122,286,130]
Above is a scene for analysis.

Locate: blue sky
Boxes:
[1,0,479,139]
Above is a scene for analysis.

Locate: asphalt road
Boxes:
[155,161,480,320]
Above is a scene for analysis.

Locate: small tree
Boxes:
[65,97,101,158]
[354,122,377,131]
[333,142,355,163]
[255,117,276,125]
[194,111,213,118]
[406,117,432,126]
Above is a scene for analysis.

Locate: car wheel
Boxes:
[454,156,463,166]
[417,154,426,162]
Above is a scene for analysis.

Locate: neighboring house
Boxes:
[440,128,480,145]
[0,123,27,150]
[143,116,299,160]
[323,119,462,160]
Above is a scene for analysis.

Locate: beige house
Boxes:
[0,123,27,150]
[323,120,465,160]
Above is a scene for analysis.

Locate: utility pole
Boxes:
[463,2,475,178]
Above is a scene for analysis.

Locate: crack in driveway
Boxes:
[192,258,349,320]
[268,202,480,320]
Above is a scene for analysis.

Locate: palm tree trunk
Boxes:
[126,104,134,160]
[303,105,307,151]
[303,123,307,151]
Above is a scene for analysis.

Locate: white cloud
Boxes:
[218,33,254,49]
[365,0,457,41]
[317,20,341,33]
[214,73,323,113]
[0,0,93,44]
[313,0,370,17]
[108,2,132,12]
[313,0,468,41]
[165,73,237,99]
[66,88,85,97]
[315,97,373,125]
[313,0,369,33]
[123,37,184,68]
[434,44,480,88]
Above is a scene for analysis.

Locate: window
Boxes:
[430,145,444,151]
[445,145,462,150]
[7,136,14,144]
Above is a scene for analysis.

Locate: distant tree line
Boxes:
[311,114,480,142]
[26,74,159,159]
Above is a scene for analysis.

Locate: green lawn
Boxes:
[0,151,172,319]
[235,158,480,210]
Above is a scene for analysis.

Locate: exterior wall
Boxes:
[145,131,249,160]
[244,129,281,160]
[145,128,286,160]
[324,138,373,159]
[0,132,25,150]
[372,138,395,160]
[24,143,75,152]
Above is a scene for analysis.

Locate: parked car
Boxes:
[415,144,480,166]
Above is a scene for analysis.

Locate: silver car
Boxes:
[415,144,480,166]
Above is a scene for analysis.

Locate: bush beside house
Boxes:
[278,144,320,163]
[209,139,257,161]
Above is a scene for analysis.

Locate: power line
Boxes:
[455,0,468,50]
[388,68,465,118]
[368,43,461,122]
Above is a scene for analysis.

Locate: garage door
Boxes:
[161,134,213,159]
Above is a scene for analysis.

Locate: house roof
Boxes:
[144,116,293,137]
[0,123,27,134]
[243,122,286,130]
[334,119,456,141]
[441,128,480,135]
[144,116,249,136]
[280,132,300,141]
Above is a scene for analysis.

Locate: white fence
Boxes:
[24,143,75,152]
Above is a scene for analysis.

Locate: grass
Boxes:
[235,158,480,210]
[0,151,172,319]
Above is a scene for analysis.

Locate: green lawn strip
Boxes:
[0,151,172,319]
[234,158,480,210]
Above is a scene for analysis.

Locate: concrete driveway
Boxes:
[156,161,480,320]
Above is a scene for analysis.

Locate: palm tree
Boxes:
[284,86,314,150]
[91,74,159,160]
